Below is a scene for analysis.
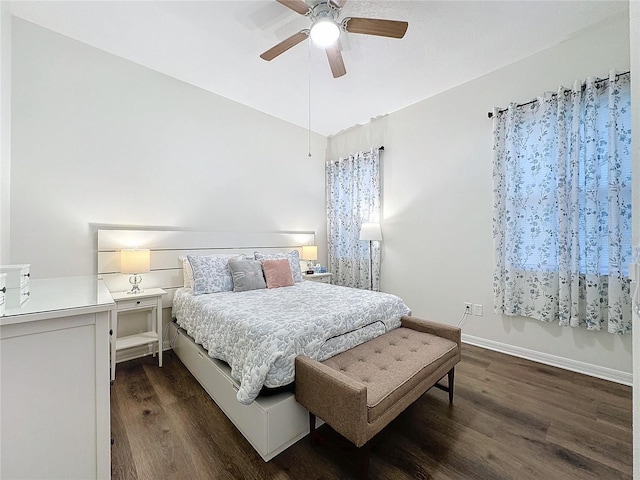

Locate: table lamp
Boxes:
[302,245,318,274]
[120,248,150,294]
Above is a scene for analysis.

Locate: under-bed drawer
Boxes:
[170,325,310,461]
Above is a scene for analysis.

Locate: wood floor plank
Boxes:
[112,361,201,479]
[459,355,631,446]
[111,344,632,479]
[546,418,632,474]
[111,390,139,480]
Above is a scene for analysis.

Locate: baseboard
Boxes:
[462,334,632,386]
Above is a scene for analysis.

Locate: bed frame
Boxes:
[97,228,319,460]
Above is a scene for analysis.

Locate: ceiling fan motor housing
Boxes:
[309,3,341,47]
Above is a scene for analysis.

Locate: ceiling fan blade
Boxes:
[326,45,346,78]
[276,0,311,15]
[329,0,348,8]
[344,17,408,39]
[260,30,309,61]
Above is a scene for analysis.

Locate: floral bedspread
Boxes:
[172,281,410,404]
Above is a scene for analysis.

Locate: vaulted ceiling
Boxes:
[7,0,629,136]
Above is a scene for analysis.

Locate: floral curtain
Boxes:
[326,148,381,289]
[493,71,632,334]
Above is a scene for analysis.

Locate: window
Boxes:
[493,72,632,333]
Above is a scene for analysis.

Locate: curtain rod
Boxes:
[487,71,630,119]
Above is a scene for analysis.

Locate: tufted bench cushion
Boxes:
[321,327,458,423]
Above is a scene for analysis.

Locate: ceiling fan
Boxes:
[260,0,408,78]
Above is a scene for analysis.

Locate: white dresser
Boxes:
[0,276,114,480]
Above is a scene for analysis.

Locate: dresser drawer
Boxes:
[5,285,30,308]
[115,296,158,312]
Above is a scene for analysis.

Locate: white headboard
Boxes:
[97,229,315,306]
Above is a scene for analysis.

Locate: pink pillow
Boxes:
[261,259,294,288]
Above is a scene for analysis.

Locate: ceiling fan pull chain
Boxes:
[308,39,312,158]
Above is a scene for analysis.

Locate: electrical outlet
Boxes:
[474,304,483,316]
[464,302,472,314]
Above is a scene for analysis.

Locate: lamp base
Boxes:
[126,274,144,294]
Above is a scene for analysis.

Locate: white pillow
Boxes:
[178,256,194,289]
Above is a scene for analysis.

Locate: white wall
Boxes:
[328,13,632,378]
[0,5,11,264]
[10,18,328,278]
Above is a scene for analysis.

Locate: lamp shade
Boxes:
[359,223,382,242]
[302,245,318,261]
[120,249,150,274]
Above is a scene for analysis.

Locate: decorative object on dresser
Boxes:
[301,245,318,274]
[0,264,30,307]
[120,248,150,294]
[302,272,332,284]
[0,276,113,479]
[359,223,382,291]
[110,287,166,381]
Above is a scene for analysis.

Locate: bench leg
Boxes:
[358,442,371,480]
[309,412,319,446]
[434,367,456,403]
[308,411,370,479]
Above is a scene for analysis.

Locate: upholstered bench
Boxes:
[295,315,461,478]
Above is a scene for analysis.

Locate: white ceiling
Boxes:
[7,0,629,136]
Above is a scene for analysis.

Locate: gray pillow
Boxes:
[228,259,267,292]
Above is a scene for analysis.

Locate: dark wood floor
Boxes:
[111,344,632,479]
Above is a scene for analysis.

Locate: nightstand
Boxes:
[110,288,166,381]
[302,272,333,284]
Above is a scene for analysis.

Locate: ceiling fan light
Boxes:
[310,18,340,47]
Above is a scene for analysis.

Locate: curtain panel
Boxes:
[493,71,632,334]
[326,149,381,289]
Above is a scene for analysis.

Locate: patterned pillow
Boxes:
[261,259,295,288]
[254,250,302,282]
[228,259,266,292]
[187,254,245,295]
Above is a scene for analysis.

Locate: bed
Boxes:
[172,280,410,405]
[96,228,410,460]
